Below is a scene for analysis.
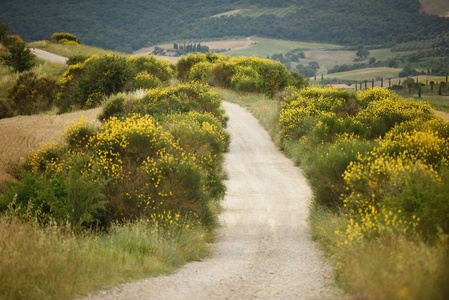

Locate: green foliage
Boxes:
[67,55,89,65]
[7,72,56,115]
[0,100,13,119]
[50,32,80,45]
[56,55,136,112]
[279,86,449,242]
[1,39,35,72]
[177,53,303,97]
[98,95,127,122]
[1,0,448,51]
[3,83,229,232]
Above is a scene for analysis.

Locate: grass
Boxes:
[0,58,65,100]
[310,206,449,300]
[419,0,449,16]
[28,40,127,58]
[215,88,282,143]
[323,67,401,81]
[226,36,342,58]
[0,211,208,300]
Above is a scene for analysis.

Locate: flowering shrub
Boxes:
[8,72,56,115]
[50,32,79,45]
[132,71,162,90]
[279,86,449,241]
[176,53,304,96]
[3,83,228,232]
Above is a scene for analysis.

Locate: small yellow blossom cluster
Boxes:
[133,71,162,90]
[356,86,400,107]
[127,54,173,82]
[279,87,346,139]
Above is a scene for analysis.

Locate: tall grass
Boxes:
[0,209,208,300]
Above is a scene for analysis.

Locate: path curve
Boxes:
[86,101,344,299]
[30,48,68,64]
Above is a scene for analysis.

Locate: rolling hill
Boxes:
[1,0,449,52]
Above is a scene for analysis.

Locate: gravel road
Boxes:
[85,101,344,300]
[30,48,68,64]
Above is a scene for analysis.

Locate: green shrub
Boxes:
[0,100,13,119]
[56,55,136,112]
[1,40,35,72]
[98,95,127,122]
[128,55,173,83]
[132,71,162,90]
[67,55,89,65]
[50,32,79,45]
[8,72,56,115]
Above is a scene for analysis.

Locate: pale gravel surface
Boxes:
[85,101,345,300]
[30,48,68,64]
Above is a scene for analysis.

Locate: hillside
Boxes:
[1,0,449,52]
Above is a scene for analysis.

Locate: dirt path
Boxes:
[30,48,68,64]
[86,102,344,300]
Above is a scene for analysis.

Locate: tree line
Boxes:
[1,0,449,52]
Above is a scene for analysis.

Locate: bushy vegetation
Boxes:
[50,32,80,45]
[0,46,229,297]
[55,54,173,113]
[277,86,449,298]
[176,53,307,96]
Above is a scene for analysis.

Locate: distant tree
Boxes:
[174,42,178,50]
[308,61,320,71]
[356,45,370,58]
[1,40,35,72]
[369,57,376,65]
[0,22,9,42]
[430,81,435,90]
[403,78,415,93]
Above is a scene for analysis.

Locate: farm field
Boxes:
[226,36,343,58]
[322,67,401,81]
[419,0,449,16]
[0,108,102,184]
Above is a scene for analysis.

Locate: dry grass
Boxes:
[0,212,208,299]
[0,108,102,184]
[419,0,449,17]
[133,38,254,57]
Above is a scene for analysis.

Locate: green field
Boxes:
[226,37,343,58]
[323,67,401,81]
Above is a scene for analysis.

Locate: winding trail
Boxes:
[87,102,343,299]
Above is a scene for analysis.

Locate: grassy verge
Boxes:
[215,88,281,143]
[0,211,207,299]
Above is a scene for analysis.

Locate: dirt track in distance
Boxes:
[86,102,344,300]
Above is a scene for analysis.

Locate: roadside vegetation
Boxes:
[0,39,304,298]
[223,85,449,299]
